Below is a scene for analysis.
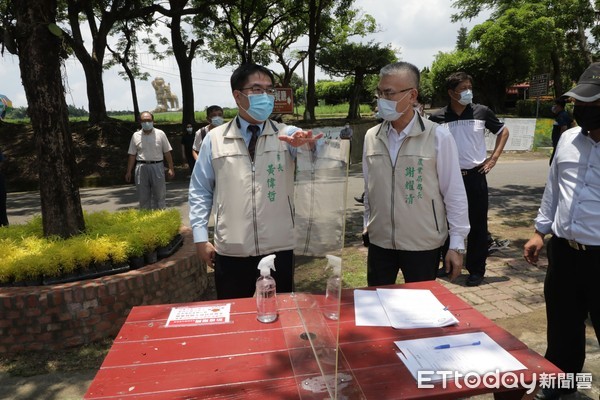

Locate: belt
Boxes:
[137,160,163,164]
[561,237,600,251]
[461,167,480,176]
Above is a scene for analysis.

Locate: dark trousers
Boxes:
[214,250,294,300]
[544,236,600,376]
[367,243,440,285]
[462,168,489,276]
[0,173,7,226]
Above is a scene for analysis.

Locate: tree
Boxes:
[451,0,599,99]
[202,0,303,67]
[106,18,151,122]
[317,42,397,119]
[13,0,85,238]
[456,26,469,51]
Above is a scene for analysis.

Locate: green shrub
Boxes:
[0,209,181,284]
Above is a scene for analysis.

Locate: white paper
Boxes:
[165,303,231,327]
[376,288,458,329]
[395,332,527,381]
[354,289,392,326]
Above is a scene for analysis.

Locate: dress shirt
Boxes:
[189,116,301,243]
[534,128,600,245]
[362,112,470,250]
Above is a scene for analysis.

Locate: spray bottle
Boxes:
[323,255,342,320]
[256,254,277,323]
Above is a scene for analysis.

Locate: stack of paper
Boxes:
[394,332,527,381]
[354,289,458,329]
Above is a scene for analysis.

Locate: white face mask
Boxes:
[141,121,153,131]
[210,116,224,126]
[376,90,412,121]
[186,127,193,133]
[457,89,473,106]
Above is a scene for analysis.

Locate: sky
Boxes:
[0,0,490,113]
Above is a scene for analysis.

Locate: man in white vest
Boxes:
[361,61,470,284]
[189,63,322,300]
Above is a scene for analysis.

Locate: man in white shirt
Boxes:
[125,111,175,209]
[524,62,600,400]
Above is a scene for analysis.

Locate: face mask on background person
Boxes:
[241,93,274,122]
[376,90,412,122]
[573,105,600,132]
[186,127,193,133]
[457,89,473,106]
[211,116,224,126]
[141,121,153,131]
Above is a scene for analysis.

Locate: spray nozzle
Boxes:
[325,254,342,275]
[257,254,276,276]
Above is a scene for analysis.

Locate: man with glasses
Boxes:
[430,72,510,286]
[361,61,469,285]
[189,63,322,300]
[523,62,600,400]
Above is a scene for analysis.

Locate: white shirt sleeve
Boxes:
[435,125,470,250]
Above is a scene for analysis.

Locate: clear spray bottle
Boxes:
[323,255,342,320]
[256,254,277,323]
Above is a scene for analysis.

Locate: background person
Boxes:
[181,123,196,174]
[549,97,573,165]
[361,62,469,285]
[188,63,322,300]
[192,105,224,160]
[429,71,510,286]
[523,62,600,400]
[125,111,175,209]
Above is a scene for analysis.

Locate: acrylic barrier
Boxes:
[288,138,351,399]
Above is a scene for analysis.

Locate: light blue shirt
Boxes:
[189,116,301,243]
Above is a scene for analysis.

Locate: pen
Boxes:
[434,341,481,350]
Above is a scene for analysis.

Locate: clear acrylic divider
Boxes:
[278,138,365,399]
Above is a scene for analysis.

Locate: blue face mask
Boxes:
[141,121,153,131]
[242,93,274,122]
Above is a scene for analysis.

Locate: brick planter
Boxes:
[0,228,207,354]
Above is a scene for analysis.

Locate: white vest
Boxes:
[210,119,296,256]
[364,116,448,250]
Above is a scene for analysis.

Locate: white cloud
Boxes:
[1,1,489,111]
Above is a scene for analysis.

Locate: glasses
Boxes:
[241,86,277,96]
[375,87,414,99]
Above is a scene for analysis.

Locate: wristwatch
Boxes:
[449,248,466,255]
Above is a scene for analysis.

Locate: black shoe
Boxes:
[466,274,484,286]
[436,267,449,278]
[354,195,364,204]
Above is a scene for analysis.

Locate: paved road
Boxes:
[6,156,550,227]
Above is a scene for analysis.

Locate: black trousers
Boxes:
[544,236,600,375]
[367,243,440,285]
[214,249,294,300]
[462,168,489,276]
[0,173,7,226]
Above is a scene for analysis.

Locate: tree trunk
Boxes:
[81,59,110,124]
[124,64,141,122]
[170,2,196,125]
[14,0,86,238]
[347,73,364,120]
[305,0,325,122]
[550,50,562,97]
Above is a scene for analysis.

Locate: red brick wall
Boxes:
[0,229,208,354]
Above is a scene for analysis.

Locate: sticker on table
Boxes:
[165,303,232,327]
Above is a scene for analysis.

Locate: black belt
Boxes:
[559,237,600,251]
[137,160,163,164]
[461,167,480,176]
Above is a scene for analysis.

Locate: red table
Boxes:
[85,281,560,399]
